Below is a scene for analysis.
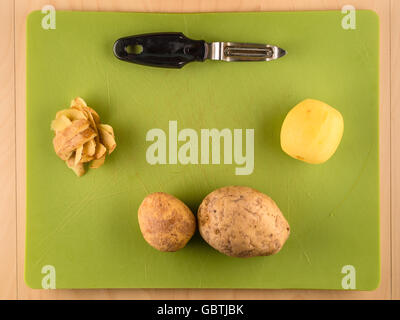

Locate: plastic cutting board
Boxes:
[25,10,380,289]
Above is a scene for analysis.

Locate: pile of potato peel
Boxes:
[51,97,116,177]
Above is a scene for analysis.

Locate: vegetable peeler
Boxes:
[113,32,287,69]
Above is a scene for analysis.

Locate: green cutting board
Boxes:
[25,10,380,289]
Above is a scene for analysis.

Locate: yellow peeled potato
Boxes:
[280,99,344,164]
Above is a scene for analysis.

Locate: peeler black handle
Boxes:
[113,32,207,69]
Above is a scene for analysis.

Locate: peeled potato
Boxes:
[280,99,344,164]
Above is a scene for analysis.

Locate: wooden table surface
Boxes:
[0,0,398,300]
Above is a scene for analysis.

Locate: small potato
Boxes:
[138,193,196,252]
[198,186,290,258]
[280,99,344,164]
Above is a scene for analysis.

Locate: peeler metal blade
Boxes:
[206,42,287,62]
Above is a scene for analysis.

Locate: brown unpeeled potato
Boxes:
[138,193,196,252]
[198,186,290,258]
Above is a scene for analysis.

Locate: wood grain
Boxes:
[391,0,400,300]
[10,0,394,299]
[0,0,16,300]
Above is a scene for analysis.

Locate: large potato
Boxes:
[198,186,290,258]
[138,192,196,252]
